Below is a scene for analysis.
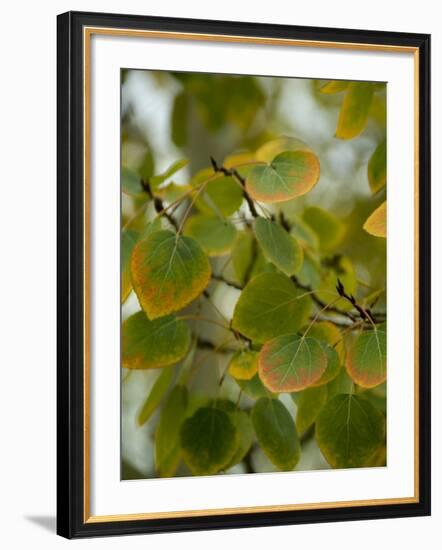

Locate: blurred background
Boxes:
[121,69,387,480]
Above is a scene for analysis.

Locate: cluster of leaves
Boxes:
[121,75,387,478]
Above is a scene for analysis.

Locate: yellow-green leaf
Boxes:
[363,201,387,238]
[368,139,386,194]
[150,159,188,188]
[254,218,303,276]
[231,230,255,285]
[184,215,237,256]
[252,397,300,471]
[131,230,211,319]
[195,174,243,217]
[137,366,175,426]
[316,394,385,468]
[232,272,312,343]
[155,385,188,477]
[122,312,190,370]
[255,136,311,163]
[308,321,345,363]
[246,151,320,203]
[294,385,328,434]
[180,407,238,475]
[122,166,145,197]
[225,410,254,469]
[346,324,387,388]
[319,80,350,94]
[228,350,259,381]
[336,82,375,139]
[303,206,345,252]
[121,229,139,303]
[259,335,327,392]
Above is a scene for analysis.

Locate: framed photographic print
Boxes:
[57,11,431,538]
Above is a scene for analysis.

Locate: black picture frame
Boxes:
[57,10,431,539]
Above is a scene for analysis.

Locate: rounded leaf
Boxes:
[137,366,175,426]
[363,201,386,238]
[255,137,311,162]
[122,166,144,197]
[180,407,238,475]
[316,394,385,468]
[121,229,139,303]
[259,335,327,392]
[131,230,211,319]
[368,139,386,194]
[303,206,345,252]
[336,82,375,140]
[225,411,255,469]
[232,272,312,343]
[251,397,300,471]
[312,344,341,387]
[246,151,320,203]
[195,174,243,217]
[122,312,190,370]
[228,350,259,381]
[346,324,387,388]
[254,218,303,276]
[294,385,328,434]
[308,321,345,363]
[184,215,236,256]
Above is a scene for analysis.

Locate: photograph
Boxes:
[120,69,388,480]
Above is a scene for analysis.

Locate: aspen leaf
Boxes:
[131,230,211,319]
[336,82,375,139]
[246,151,320,203]
[184,215,236,256]
[137,366,175,426]
[255,136,311,162]
[121,229,139,303]
[232,272,312,343]
[364,201,387,238]
[195,174,243,217]
[155,385,188,477]
[149,159,188,189]
[368,139,386,194]
[122,166,144,197]
[319,80,350,94]
[180,407,238,475]
[316,394,385,468]
[252,398,300,471]
[122,312,190,370]
[228,350,259,381]
[259,335,327,392]
[295,385,328,434]
[254,218,303,276]
[346,324,387,388]
[303,206,345,252]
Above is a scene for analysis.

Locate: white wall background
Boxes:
[0,0,438,548]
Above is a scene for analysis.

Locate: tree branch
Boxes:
[336,279,377,324]
[141,179,179,231]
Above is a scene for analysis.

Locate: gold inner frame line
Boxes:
[82,26,420,524]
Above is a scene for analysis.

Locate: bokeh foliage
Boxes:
[121,70,387,479]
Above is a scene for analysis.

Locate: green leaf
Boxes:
[236,373,275,399]
[251,397,300,471]
[184,215,237,256]
[316,394,385,468]
[246,151,320,203]
[319,80,350,94]
[180,407,238,475]
[254,218,303,276]
[336,82,375,139]
[231,230,255,285]
[302,206,345,252]
[122,312,190,370]
[138,149,155,181]
[294,385,328,434]
[228,350,259,381]
[232,272,312,343]
[327,369,354,399]
[155,385,188,477]
[171,92,188,147]
[312,344,341,387]
[255,136,311,163]
[363,201,387,238]
[122,166,145,197]
[346,324,387,388]
[131,230,211,319]
[195,174,243,217]
[137,366,175,426]
[225,410,254,469]
[368,139,386,194]
[150,159,188,188]
[308,321,345,363]
[259,335,327,392]
[121,229,139,303]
